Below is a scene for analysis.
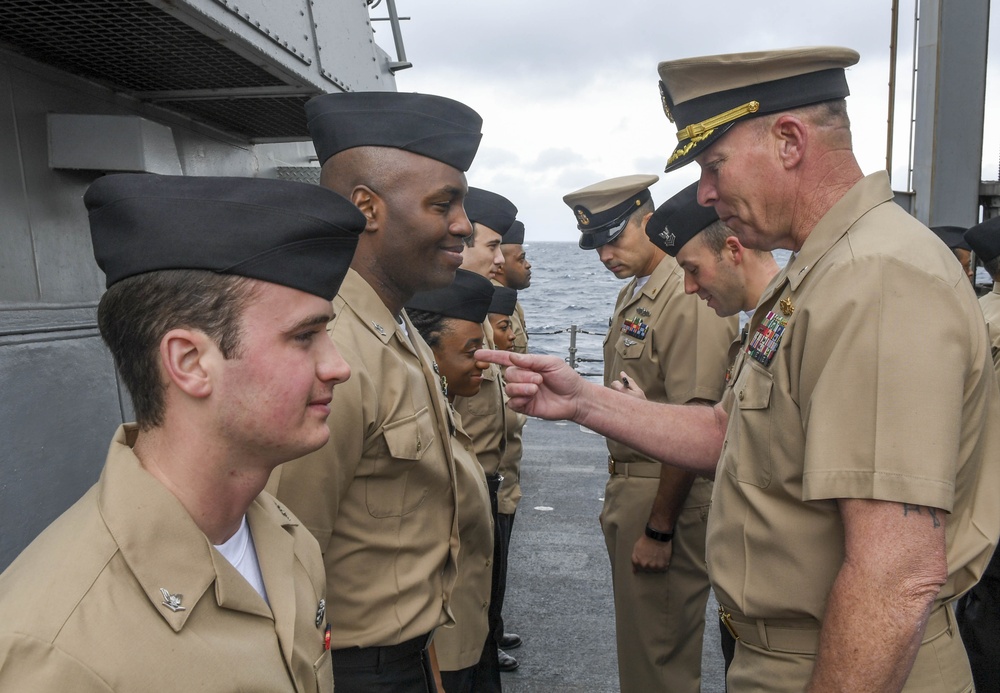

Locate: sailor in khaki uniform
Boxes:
[490,286,528,535]
[492,219,532,656]
[956,218,1000,693]
[965,218,1000,377]
[562,175,737,693]
[272,92,483,693]
[0,174,366,691]
[455,186,521,676]
[496,220,532,354]
[480,46,1000,692]
[644,181,780,676]
[407,270,498,693]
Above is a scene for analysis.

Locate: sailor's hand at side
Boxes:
[475,349,588,422]
[632,534,672,573]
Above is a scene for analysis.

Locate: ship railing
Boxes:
[524,324,604,376]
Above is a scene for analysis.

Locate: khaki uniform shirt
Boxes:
[498,403,526,515]
[274,269,460,650]
[710,173,1000,627]
[435,413,494,671]
[0,425,331,693]
[980,283,1000,381]
[511,300,528,354]
[488,281,527,512]
[604,255,737,467]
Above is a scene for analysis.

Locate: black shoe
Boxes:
[499,633,522,650]
[498,649,519,672]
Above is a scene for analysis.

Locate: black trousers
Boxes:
[331,634,436,693]
[956,548,1000,693]
[494,511,516,641]
[719,616,736,691]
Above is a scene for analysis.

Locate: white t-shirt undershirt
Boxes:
[214,515,269,605]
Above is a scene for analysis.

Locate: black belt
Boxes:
[486,472,504,494]
[330,632,433,668]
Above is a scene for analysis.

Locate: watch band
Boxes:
[644,524,674,543]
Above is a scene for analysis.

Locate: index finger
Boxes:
[476,348,514,368]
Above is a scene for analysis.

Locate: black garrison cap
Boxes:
[657,47,859,171]
[563,174,659,250]
[645,182,720,256]
[85,174,365,300]
[465,187,518,236]
[504,220,525,245]
[489,286,518,316]
[305,91,483,171]
[930,226,971,252]
[406,269,495,323]
[965,217,1000,263]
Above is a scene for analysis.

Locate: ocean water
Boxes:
[515,243,793,380]
[515,243,624,379]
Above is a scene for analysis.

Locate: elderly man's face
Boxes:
[694,122,789,251]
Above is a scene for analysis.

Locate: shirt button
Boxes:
[738,390,745,401]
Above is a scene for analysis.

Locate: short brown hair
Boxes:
[698,219,774,261]
[97,270,258,430]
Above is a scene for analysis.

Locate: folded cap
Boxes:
[657,46,859,171]
[305,91,483,171]
[503,220,525,245]
[645,182,720,256]
[489,286,518,316]
[465,187,518,236]
[563,174,659,250]
[85,174,365,300]
[406,268,495,323]
[965,217,1000,263]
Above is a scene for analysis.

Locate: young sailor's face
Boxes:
[212,282,348,462]
[489,313,515,351]
[461,224,505,280]
[433,318,487,399]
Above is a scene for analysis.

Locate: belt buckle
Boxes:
[718,605,740,641]
[607,456,615,475]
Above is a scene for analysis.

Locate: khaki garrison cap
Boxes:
[657,46,860,171]
[563,174,658,250]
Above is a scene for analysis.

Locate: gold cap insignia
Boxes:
[576,208,590,226]
[658,80,674,123]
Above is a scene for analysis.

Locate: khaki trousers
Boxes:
[724,604,973,692]
[600,470,712,693]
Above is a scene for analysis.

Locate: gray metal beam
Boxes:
[911,0,991,227]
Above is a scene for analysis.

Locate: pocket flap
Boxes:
[736,366,773,410]
[615,338,646,360]
[382,407,436,461]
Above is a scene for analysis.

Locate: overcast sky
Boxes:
[376,1,1000,242]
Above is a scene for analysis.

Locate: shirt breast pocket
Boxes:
[465,365,501,416]
[727,362,774,488]
[366,407,435,517]
[615,337,646,360]
[314,648,334,693]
